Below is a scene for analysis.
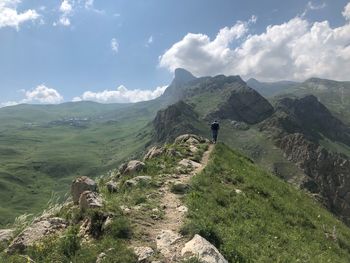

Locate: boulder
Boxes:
[118,162,128,174]
[175,134,204,144]
[0,229,14,244]
[179,159,201,169]
[71,176,98,204]
[106,181,119,193]
[181,234,228,263]
[8,218,67,254]
[144,146,165,160]
[125,176,152,187]
[79,191,103,210]
[171,182,190,194]
[156,230,182,256]
[133,246,154,262]
[123,160,145,175]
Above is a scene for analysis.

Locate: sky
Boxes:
[0,0,350,106]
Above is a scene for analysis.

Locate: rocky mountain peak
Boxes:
[173,68,196,84]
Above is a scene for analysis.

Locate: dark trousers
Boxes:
[212,130,218,142]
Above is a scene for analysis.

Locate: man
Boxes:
[210,120,220,144]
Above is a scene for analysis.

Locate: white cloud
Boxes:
[146,35,153,47]
[343,2,350,20]
[0,0,40,29]
[73,85,167,103]
[111,38,119,54]
[159,17,253,76]
[22,85,64,104]
[307,1,326,10]
[56,0,73,27]
[159,4,350,81]
[0,85,64,108]
[301,1,326,17]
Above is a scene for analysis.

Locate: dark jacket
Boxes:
[211,122,220,131]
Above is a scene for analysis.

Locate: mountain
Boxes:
[246,78,299,97]
[1,68,350,231]
[248,77,350,125]
[260,95,350,225]
[2,136,350,262]
[151,100,202,143]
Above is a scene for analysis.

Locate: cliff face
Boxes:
[261,95,350,225]
[279,133,350,225]
[209,84,274,124]
[152,101,200,143]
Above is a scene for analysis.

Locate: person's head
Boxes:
[214,120,218,123]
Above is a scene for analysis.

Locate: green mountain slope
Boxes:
[2,140,350,262]
[184,143,350,262]
[0,101,159,226]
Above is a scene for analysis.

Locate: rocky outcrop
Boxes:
[144,146,165,160]
[152,101,201,143]
[8,217,67,254]
[79,191,103,210]
[71,176,98,204]
[125,176,152,187]
[260,95,350,225]
[174,134,207,144]
[209,84,274,124]
[181,234,228,263]
[279,133,350,225]
[262,95,350,144]
[133,246,154,262]
[106,181,119,193]
[0,229,14,244]
[156,230,182,256]
[159,68,197,104]
[119,160,145,175]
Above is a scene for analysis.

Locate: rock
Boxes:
[156,230,182,256]
[8,217,67,254]
[0,229,14,244]
[96,248,114,263]
[175,134,204,144]
[177,205,188,213]
[181,234,228,263]
[106,181,119,193]
[133,246,154,262]
[235,189,243,194]
[96,252,106,263]
[166,148,182,158]
[171,182,190,194]
[231,120,249,130]
[71,176,98,204]
[179,159,201,169]
[125,176,152,187]
[79,191,103,210]
[120,205,131,215]
[189,145,198,153]
[144,146,165,160]
[123,160,145,175]
[118,162,128,174]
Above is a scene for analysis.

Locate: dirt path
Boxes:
[148,143,215,262]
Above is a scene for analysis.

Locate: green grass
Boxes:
[0,102,156,226]
[182,143,350,262]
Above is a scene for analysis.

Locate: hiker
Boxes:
[210,120,220,144]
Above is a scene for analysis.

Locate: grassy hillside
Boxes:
[2,141,350,262]
[0,102,158,226]
[183,143,350,262]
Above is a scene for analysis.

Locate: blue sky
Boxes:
[0,0,350,106]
